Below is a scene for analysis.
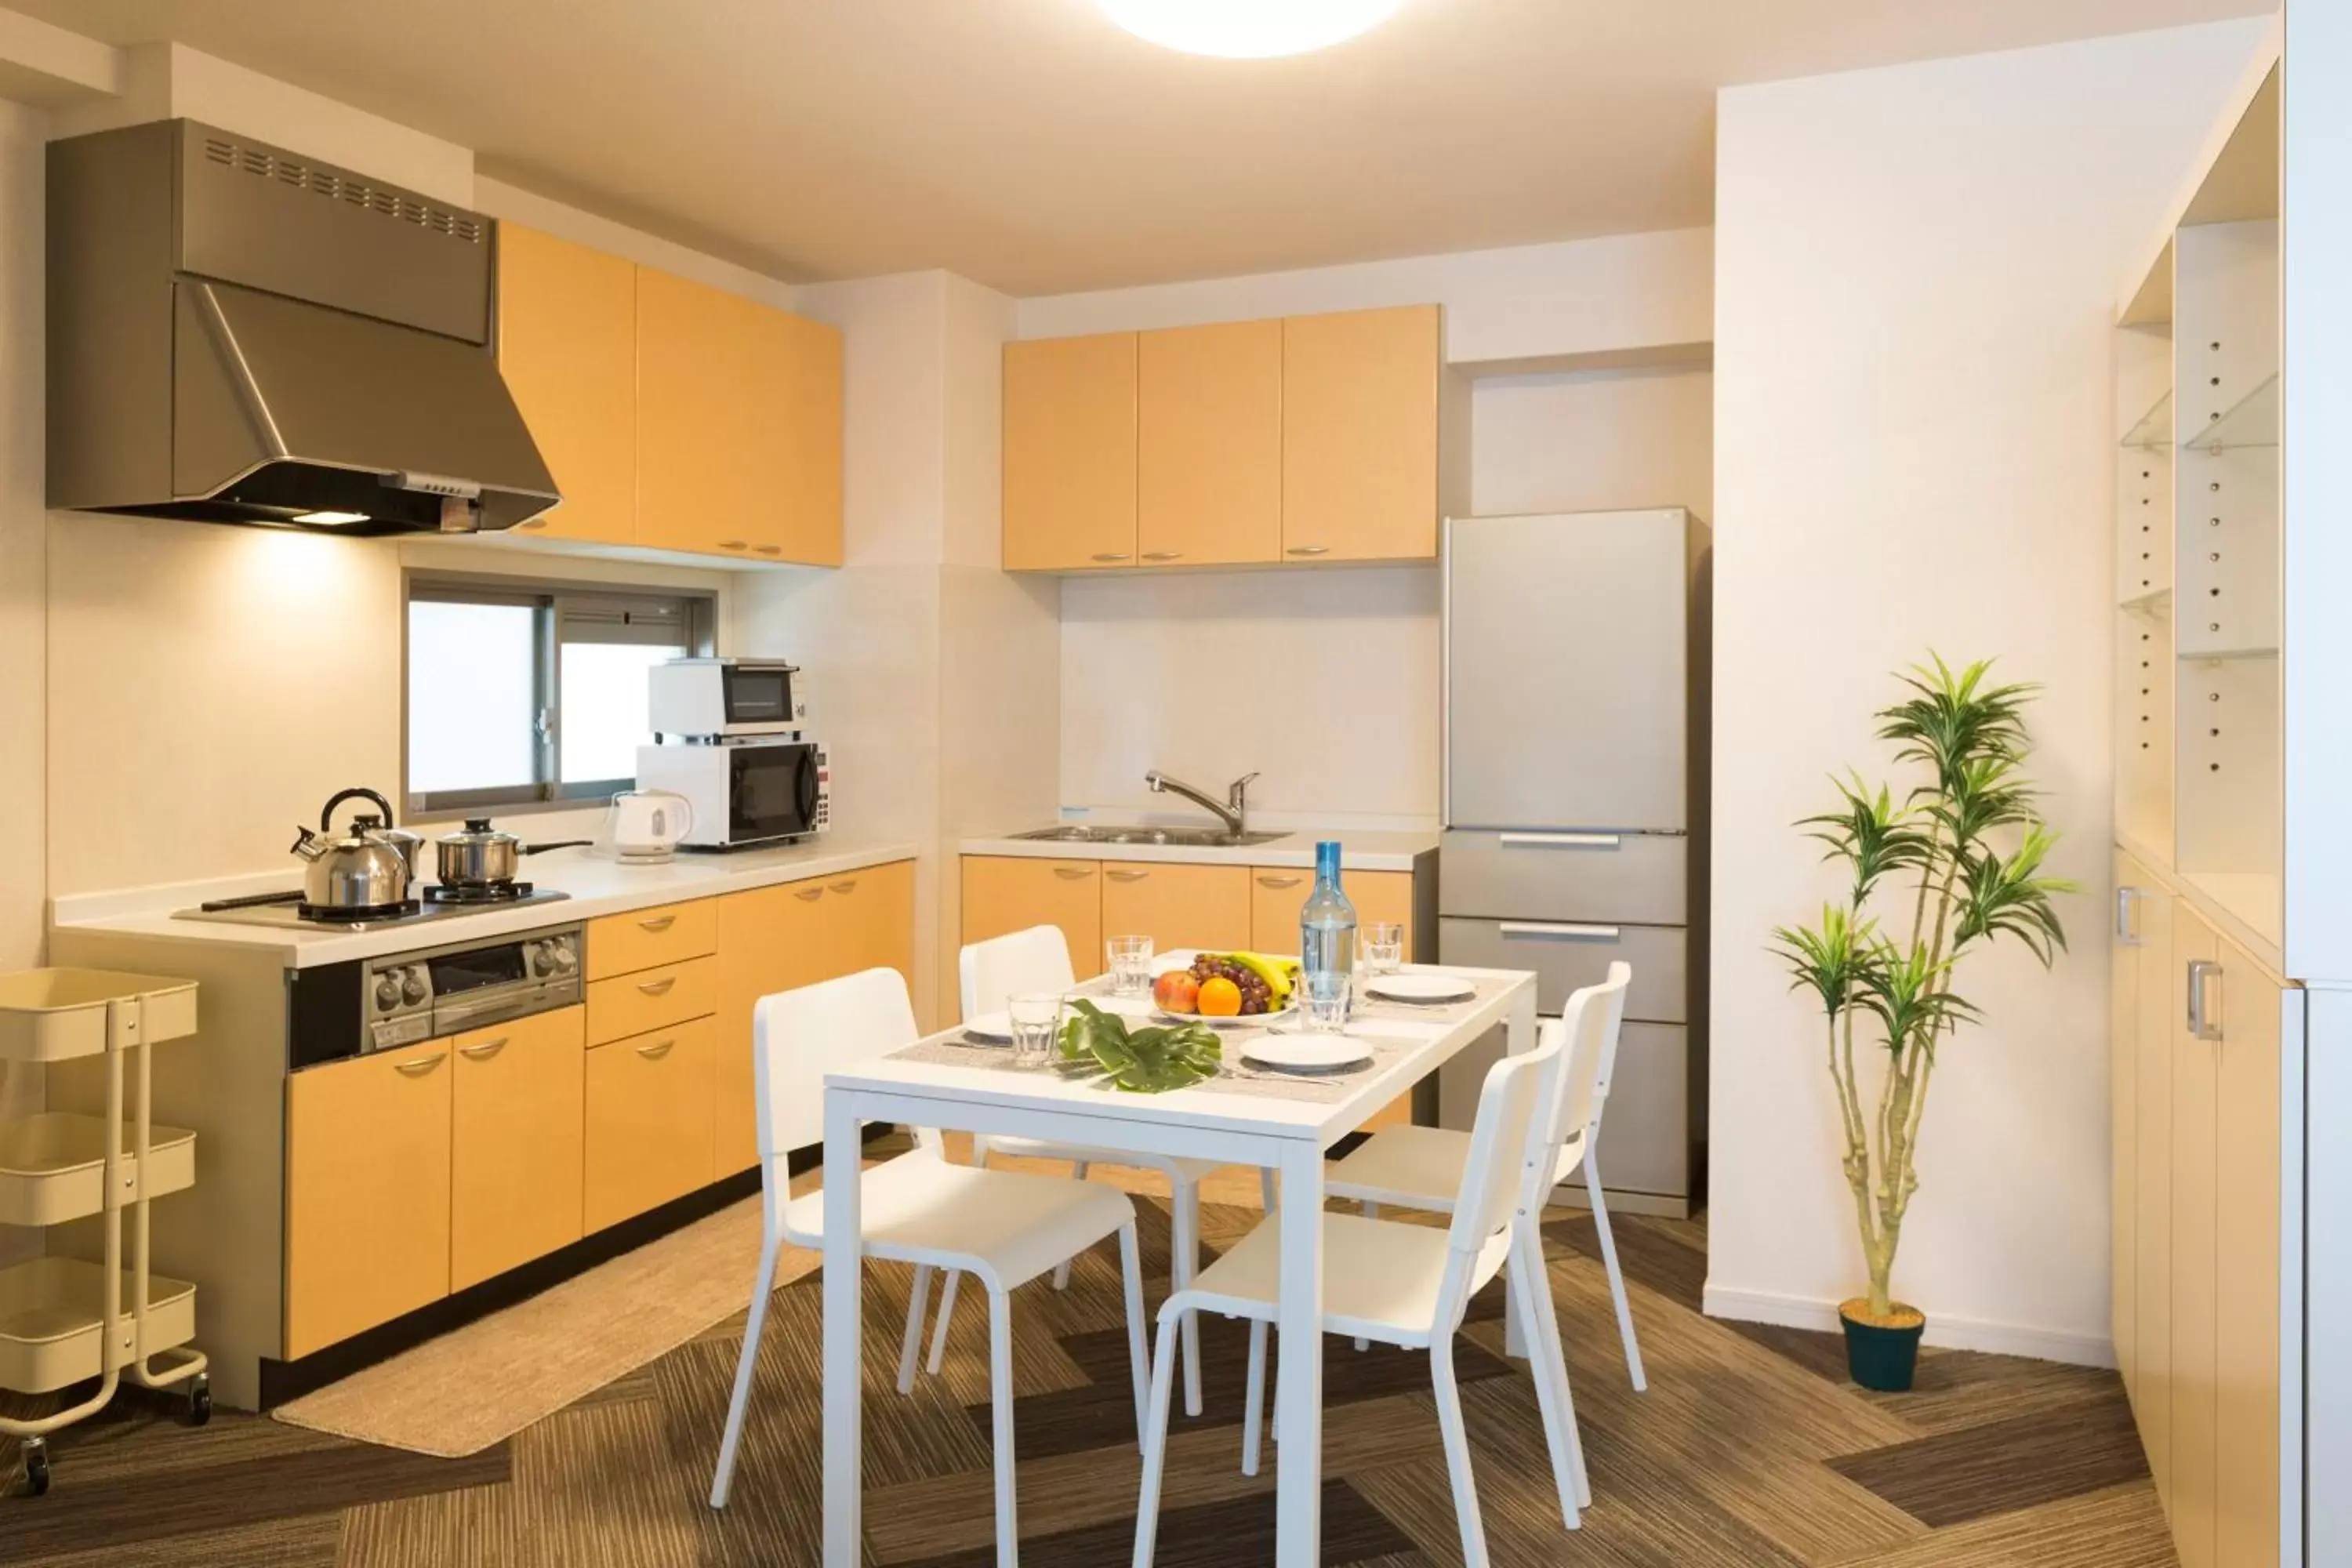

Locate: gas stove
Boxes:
[172,887,572,931]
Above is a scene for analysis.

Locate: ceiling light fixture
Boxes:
[1098,0,1403,59]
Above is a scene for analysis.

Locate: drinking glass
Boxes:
[1299,975,1352,1034]
[1007,993,1063,1065]
[1359,921,1405,978]
[1106,935,1156,997]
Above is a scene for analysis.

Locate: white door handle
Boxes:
[1499,832,1622,849]
[1498,922,1622,942]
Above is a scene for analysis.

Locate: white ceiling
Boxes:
[19,0,2271,296]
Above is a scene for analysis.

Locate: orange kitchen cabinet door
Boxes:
[1282,306,1442,562]
[1004,333,1138,571]
[636,265,760,559]
[715,878,831,1175]
[1138,319,1281,567]
[450,1005,586,1290]
[752,304,844,566]
[496,223,637,544]
[961,856,1104,989]
[584,1016,717,1231]
[1099,862,1251,956]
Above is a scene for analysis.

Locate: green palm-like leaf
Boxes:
[1771,903,1884,1014]
[1876,652,2036,797]
[1951,825,2078,965]
[1851,936,1979,1051]
[1798,772,1933,902]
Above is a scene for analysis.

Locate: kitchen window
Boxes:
[405,576,715,815]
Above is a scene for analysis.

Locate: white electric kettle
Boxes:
[607,789,695,864]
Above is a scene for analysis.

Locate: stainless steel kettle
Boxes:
[291,787,423,911]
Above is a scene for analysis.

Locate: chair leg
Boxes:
[1508,1228,1581,1531]
[1518,1215,1593,1509]
[1584,1155,1647,1392]
[709,1230,783,1508]
[1171,1178,1203,1417]
[1240,1319,1269,1476]
[928,1269,963,1376]
[989,1285,1019,1567]
[897,1264,935,1396]
[1259,1167,1277,1212]
[1431,1333,1491,1568]
[1131,1314,1183,1568]
[1052,1161,1092,1291]
[1117,1221,1151,1443]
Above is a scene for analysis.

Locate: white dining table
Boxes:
[817,956,1540,1567]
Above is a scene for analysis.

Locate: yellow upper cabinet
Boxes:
[1004,332,1139,571]
[495,224,638,546]
[610,263,844,566]
[1138,319,1282,567]
[1282,304,1444,562]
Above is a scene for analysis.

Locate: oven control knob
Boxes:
[373,975,400,1011]
[400,969,427,1007]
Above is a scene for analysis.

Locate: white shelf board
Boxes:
[2178,645,2280,662]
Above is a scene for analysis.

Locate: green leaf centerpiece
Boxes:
[1058,999,1221,1093]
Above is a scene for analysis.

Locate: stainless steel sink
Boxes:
[1009,825,1291,848]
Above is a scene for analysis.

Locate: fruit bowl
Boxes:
[1152,951,1300,1025]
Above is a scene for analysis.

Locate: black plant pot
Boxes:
[1839,1298,1926,1392]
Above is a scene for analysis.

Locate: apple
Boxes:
[1153,970,1200,1013]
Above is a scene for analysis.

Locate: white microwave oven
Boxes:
[634,738,829,850]
[648,658,808,739]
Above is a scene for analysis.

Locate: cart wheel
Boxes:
[185,1375,212,1427]
[20,1438,48,1496]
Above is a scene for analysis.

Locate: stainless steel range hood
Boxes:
[47,120,558,535]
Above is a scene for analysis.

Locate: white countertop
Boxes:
[957,826,1437,873]
[49,839,920,969]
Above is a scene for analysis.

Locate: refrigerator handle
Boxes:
[1498,831,1623,849]
[1500,921,1624,942]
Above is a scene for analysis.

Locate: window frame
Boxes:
[401,570,717,819]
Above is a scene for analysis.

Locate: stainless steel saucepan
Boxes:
[434,818,593,890]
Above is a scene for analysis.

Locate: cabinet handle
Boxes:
[638,914,677,932]
[394,1054,445,1077]
[1089,552,1131,563]
[829,879,858,895]
[754,543,783,556]
[1256,874,1304,889]
[458,1037,509,1061]
[634,1039,677,1061]
[794,887,826,902]
[1105,869,1149,883]
[2114,887,2143,945]
[637,976,677,996]
[1499,921,1621,942]
[2187,959,2223,1043]
[1500,831,1622,849]
[1051,866,1094,881]
[717,539,750,550]
[1286,545,1330,557]
[1141,550,1183,561]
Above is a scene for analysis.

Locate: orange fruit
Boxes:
[1196,976,1242,1017]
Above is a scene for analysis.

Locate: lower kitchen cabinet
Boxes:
[962,856,1104,986]
[285,1043,453,1359]
[585,1016,717,1232]
[586,954,717,1045]
[450,1006,586,1292]
[1100,862,1251,955]
[1249,868,1414,956]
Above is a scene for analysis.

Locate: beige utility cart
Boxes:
[0,968,209,1495]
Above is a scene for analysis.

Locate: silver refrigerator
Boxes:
[1436,508,1708,1218]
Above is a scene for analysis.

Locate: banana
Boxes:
[1230,950,1298,1003]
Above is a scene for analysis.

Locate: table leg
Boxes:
[822,1095,864,1568]
[1275,1139,1325,1566]
[1503,984,1538,1362]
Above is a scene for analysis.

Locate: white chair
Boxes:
[1130,1018,1588,1568]
[917,925,1272,1419]
[708,967,1152,1568]
[1327,962,1646,1390]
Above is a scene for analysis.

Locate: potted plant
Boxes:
[1773,655,2074,1391]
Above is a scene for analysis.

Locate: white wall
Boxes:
[1708,16,2274,1361]
[1034,233,1716,825]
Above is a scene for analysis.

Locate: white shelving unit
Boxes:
[0,968,210,1495]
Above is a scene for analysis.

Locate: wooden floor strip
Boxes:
[891,1477,1414,1568]
[1828,1396,2150,1529]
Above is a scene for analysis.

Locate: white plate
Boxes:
[1241,1035,1375,1075]
[1155,1000,1296,1029]
[1363,974,1477,1005]
[962,1011,1013,1044]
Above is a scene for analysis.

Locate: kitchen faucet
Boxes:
[1144,769,1258,838]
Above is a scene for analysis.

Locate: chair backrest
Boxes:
[1444,1014,1570,1260]
[753,967,927,1161]
[958,924,1077,1021]
[1550,962,1632,1152]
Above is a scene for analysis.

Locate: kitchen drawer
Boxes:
[587,899,717,981]
[1437,1021,1689,1202]
[1439,828,1686,925]
[584,1014,717,1231]
[586,955,716,1045]
[1437,916,1685,1022]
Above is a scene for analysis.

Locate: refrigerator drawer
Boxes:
[1438,916,1685,1022]
[1440,829,1687,924]
[1437,1021,1688,1201]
